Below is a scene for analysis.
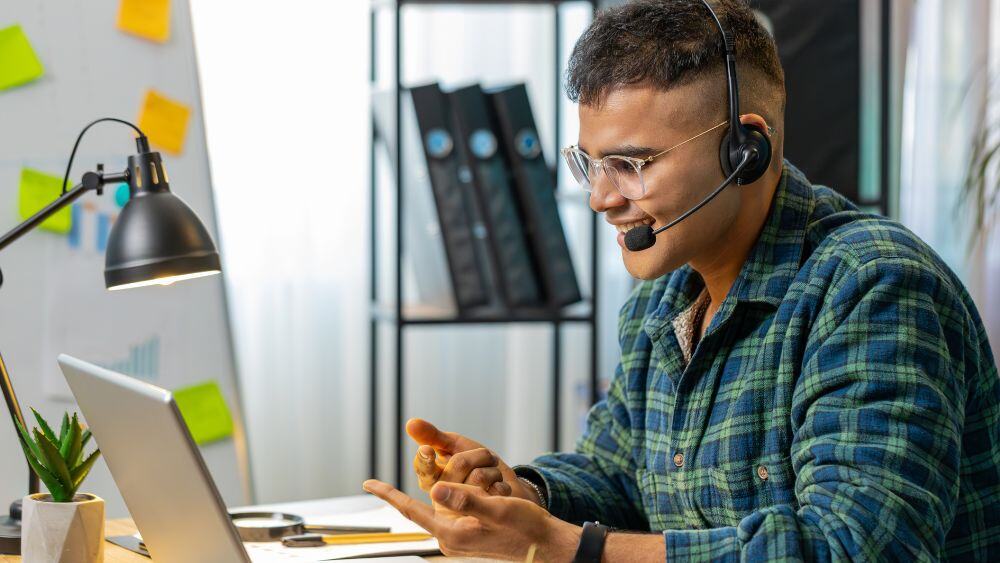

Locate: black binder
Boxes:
[448,84,542,308]
[489,84,582,307]
[410,83,491,310]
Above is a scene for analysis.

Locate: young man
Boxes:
[363,1,1000,560]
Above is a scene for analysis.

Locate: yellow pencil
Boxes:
[281,532,433,547]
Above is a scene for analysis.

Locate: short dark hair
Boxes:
[566,0,785,109]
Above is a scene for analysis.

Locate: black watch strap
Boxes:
[572,521,610,563]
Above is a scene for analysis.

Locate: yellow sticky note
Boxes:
[18,168,72,234]
[117,0,171,43]
[0,25,44,91]
[172,381,234,446]
[138,89,190,154]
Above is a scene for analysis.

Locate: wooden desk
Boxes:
[1,519,472,562]
[1,495,494,562]
[2,519,146,563]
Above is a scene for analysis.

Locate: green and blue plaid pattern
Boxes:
[517,162,1000,561]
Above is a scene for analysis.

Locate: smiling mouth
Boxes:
[614,218,655,233]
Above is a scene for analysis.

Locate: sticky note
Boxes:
[0,25,44,91]
[138,89,191,154]
[172,381,234,445]
[117,0,171,43]
[18,168,72,234]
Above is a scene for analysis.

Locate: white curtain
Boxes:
[190,1,371,502]
[899,0,999,360]
[192,1,631,502]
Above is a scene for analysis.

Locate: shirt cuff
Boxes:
[663,526,740,562]
[513,464,570,520]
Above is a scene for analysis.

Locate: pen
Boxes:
[304,525,391,534]
[281,532,433,548]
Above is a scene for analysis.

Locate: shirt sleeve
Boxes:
[664,256,971,561]
[514,362,649,530]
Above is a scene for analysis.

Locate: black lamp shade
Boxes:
[104,152,221,290]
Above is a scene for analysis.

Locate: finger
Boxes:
[406,418,483,453]
[440,448,497,484]
[362,479,440,534]
[406,418,459,452]
[466,467,503,490]
[414,446,443,492]
[430,482,513,524]
[488,481,512,496]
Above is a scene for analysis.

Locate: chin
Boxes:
[622,248,684,281]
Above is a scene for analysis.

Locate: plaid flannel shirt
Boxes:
[516,161,1000,561]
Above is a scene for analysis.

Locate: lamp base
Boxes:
[0,500,23,555]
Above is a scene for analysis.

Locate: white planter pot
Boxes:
[20,493,104,563]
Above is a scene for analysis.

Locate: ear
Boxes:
[739,113,771,138]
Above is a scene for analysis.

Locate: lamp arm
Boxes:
[0,165,126,499]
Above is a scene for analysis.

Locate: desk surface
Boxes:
[0,496,492,563]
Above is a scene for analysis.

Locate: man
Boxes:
[363,0,1000,560]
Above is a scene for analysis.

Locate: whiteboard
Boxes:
[0,0,251,517]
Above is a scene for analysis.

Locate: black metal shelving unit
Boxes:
[369,0,601,488]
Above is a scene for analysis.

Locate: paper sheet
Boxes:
[243,507,439,561]
[117,0,171,43]
[0,24,44,90]
[137,89,191,154]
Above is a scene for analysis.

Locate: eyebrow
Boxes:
[577,143,661,159]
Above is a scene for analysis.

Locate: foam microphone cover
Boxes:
[624,225,656,251]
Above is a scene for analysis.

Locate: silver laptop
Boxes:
[58,354,250,563]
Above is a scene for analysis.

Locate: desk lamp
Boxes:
[0,117,222,554]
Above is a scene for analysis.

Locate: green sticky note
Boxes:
[172,381,234,446]
[0,25,44,91]
[18,168,71,234]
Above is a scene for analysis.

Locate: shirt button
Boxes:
[757,465,769,480]
[673,452,685,467]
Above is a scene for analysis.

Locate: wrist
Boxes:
[538,517,582,562]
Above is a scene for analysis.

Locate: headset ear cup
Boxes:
[718,124,772,185]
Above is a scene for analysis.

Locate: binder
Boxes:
[448,84,543,308]
[409,83,492,311]
[489,84,582,307]
[372,88,457,312]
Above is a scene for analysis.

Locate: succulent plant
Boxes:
[14,409,101,502]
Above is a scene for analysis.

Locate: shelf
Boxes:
[371,301,594,325]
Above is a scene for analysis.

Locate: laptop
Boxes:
[58,354,250,563]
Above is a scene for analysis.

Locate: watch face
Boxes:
[469,129,497,159]
[425,128,453,159]
[514,128,541,159]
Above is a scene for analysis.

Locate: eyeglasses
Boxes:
[560,120,728,200]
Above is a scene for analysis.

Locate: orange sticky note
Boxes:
[117,0,171,43]
[138,89,190,155]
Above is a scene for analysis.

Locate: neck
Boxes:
[689,167,782,310]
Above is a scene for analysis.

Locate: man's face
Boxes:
[578,81,743,280]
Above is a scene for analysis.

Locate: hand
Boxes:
[363,478,580,561]
[408,418,539,503]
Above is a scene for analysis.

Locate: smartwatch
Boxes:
[572,521,610,563]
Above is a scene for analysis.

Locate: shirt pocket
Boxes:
[697,454,797,528]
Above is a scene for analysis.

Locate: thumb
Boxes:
[406,418,479,452]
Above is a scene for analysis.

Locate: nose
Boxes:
[589,174,628,214]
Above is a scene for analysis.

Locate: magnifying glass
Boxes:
[228,511,391,542]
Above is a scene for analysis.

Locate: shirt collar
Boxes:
[728,160,814,307]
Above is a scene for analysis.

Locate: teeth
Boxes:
[615,218,654,233]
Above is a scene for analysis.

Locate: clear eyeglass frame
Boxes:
[560,120,730,200]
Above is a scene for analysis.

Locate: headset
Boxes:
[624,0,773,252]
